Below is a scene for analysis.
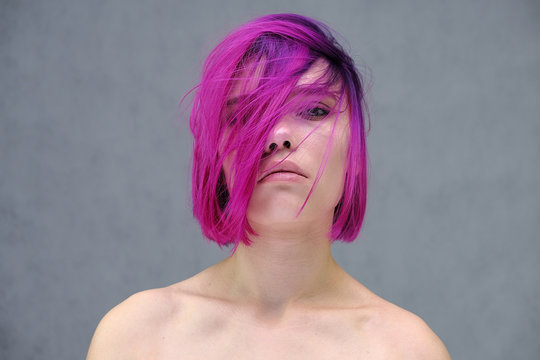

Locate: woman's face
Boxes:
[223,59,351,230]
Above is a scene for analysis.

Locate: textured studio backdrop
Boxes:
[1,0,539,359]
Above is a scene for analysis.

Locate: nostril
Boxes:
[269,143,277,151]
[283,140,291,148]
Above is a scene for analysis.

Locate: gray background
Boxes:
[1,0,539,359]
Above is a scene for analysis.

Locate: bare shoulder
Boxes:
[86,286,182,360]
[365,295,451,360]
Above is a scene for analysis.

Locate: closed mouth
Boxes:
[257,159,307,182]
[258,170,306,182]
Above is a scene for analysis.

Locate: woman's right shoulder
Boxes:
[111,286,183,324]
[86,285,185,359]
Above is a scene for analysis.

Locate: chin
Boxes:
[247,191,338,226]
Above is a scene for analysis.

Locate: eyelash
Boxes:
[226,106,330,124]
[297,106,330,120]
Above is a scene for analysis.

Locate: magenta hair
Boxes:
[180,13,370,254]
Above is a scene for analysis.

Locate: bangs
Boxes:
[184,14,368,253]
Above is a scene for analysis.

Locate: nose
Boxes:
[263,118,294,155]
[268,140,291,151]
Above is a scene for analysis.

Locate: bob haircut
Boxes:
[183,13,369,254]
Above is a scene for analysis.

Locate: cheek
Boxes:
[319,128,350,204]
[222,151,237,191]
[219,127,237,191]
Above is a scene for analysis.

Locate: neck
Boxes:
[215,219,343,317]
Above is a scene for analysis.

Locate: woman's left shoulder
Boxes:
[369,298,452,360]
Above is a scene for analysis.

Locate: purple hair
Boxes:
[181,13,370,254]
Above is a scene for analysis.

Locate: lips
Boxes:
[257,159,307,182]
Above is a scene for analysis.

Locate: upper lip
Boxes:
[258,159,307,182]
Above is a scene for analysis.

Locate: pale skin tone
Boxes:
[87,60,451,359]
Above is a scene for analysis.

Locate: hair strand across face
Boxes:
[181,13,370,254]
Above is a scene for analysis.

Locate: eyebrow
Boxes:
[226,87,340,107]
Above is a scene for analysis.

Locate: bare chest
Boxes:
[143,302,391,360]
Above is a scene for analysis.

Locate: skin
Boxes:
[86,59,451,359]
[218,59,352,313]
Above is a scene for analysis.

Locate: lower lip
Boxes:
[259,172,306,183]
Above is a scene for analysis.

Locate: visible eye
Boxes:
[297,106,330,120]
[223,107,238,125]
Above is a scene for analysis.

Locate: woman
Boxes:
[87,13,451,359]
